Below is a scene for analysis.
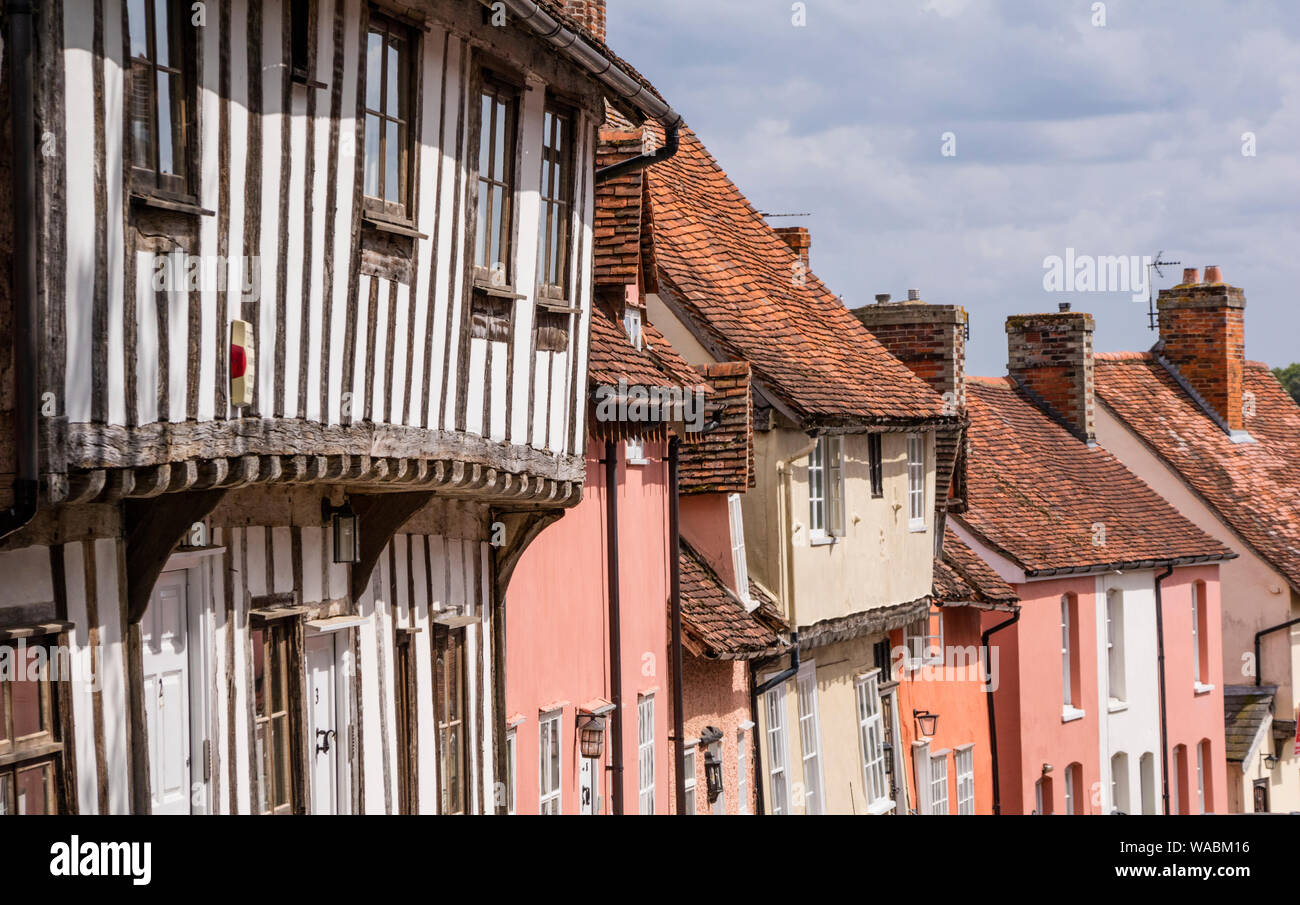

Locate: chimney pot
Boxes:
[1203,264,1224,284]
[1181,268,1200,285]
[875,293,891,305]
[1058,302,1071,312]
[907,289,921,301]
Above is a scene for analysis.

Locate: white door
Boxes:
[579,756,599,815]
[307,634,344,814]
[143,573,191,815]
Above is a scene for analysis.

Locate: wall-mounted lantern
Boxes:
[322,498,360,564]
[1264,752,1279,771]
[704,750,724,804]
[579,715,606,759]
[913,709,939,738]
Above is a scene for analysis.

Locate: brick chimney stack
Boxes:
[564,0,607,43]
[774,227,811,272]
[851,291,967,412]
[1156,265,1246,433]
[1005,311,1096,444]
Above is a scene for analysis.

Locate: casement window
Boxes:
[854,670,891,813]
[868,432,884,498]
[736,730,749,815]
[1064,762,1081,815]
[622,306,643,351]
[475,77,520,287]
[538,710,561,815]
[905,609,944,669]
[907,433,926,530]
[394,631,418,814]
[764,685,791,815]
[728,494,753,611]
[683,747,697,815]
[955,746,975,815]
[506,729,517,815]
[1060,594,1081,717]
[1193,582,1210,688]
[929,751,949,815]
[1172,744,1187,815]
[252,621,301,815]
[537,102,575,301]
[808,436,844,540]
[795,663,825,814]
[0,635,69,815]
[363,12,415,219]
[1197,739,1211,813]
[1106,589,1126,703]
[1140,753,1156,815]
[434,625,469,815]
[625,436,646,464]
[637,694,655,815]
[1111,752,1130,814]
[127,0,192,196]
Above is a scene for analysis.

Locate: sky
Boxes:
[606,0,1300,377]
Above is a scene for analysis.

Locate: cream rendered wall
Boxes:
[1096,405,1300,812]
[1094,571,1163,814]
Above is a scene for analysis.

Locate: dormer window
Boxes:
[623,306,643,351]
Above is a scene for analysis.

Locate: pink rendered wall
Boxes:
[505,436,671,815]
[1160,565,1229,814]
[985,576,1101,814]
[679,493,737,591]
[677,655,757,815]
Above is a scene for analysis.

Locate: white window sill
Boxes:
[626,457,649,467]
[1061,706,1086,723]
[908,519,927,533]
[1107,699,1128,714]
[809,534,838,547]
[1194,682,1215,696]
[865,798,896,816]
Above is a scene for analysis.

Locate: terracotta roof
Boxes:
[641,124,950,429]
[679,541,787,660]
[593,130,645,286]
[679,361,754,495]
[957,377,1232,575]
[1223,685,1275,762]
[933,527,1018,606]
[1095,354,1300,593]
[586,304,706,394]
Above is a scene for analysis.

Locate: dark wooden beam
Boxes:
[348,491,435,604]
[122,489,227,625]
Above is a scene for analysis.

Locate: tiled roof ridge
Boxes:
[1094,351,1153,361]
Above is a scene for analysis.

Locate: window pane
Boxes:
[0,773,9,815]
[273,713,290,808]
[251,629,266,718]
[493,99,507,182]
[475,187,490,271]
[385,120,399,203]
[363,114,380,198]
[366,30,382,111]
[270,633,284,714]
[12,646,45,739]
[130,62,155,168]
[128,0,149,58]
[153,0,171,67]
[385,38,400,116]
[479,94,493,178]
[156,71,175,175]
[549,722,560,788]
[16,761,53,815]
[489,190,504,272]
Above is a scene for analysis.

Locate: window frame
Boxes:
[928,750,949,815]
[538,709,562,815]
[683,746,697,815]
[362,9,417,221]
[473,72,522,289]
[955,746,975,815]
[637,694,655,815]
[0,633,70,816]
[506,728,517,815]
[907,433,926,531]
[728,493,753,611]
[795,661,825,814]
[736,729,749,815]
[536,99,576,303]
[905,609,944,669]
[1106,589,1126,704]
[764,683,791,815]
[434,624,469,815]
[855,669,892,814]
[868,432,884,498]
[1111,751,1130,813]
[127,0,196,199]
[808,436,845,542]
[251,619,303,816]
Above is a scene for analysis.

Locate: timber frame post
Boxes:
[122,488,227,814]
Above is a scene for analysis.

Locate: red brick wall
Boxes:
[1157,285,1246,432]
[852,302,967,411]
[1005,312,1096,442]
[563,0,607,44]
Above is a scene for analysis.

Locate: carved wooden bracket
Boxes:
[348,491,436,603]
[123,489,227,625]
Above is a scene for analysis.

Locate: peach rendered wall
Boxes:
[895,605,995,814]
[985,577,1101,814]
[678,655,757,815]
[505,437,671,815]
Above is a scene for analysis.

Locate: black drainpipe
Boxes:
[603,441,624,815]
[1154,564,1174,815]
[1255,617,1300,688]
[0,0,40,542]
[667,436,687,815]
[595,120,680,184]
[981,608,1019,815]
[748,633,800,815]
